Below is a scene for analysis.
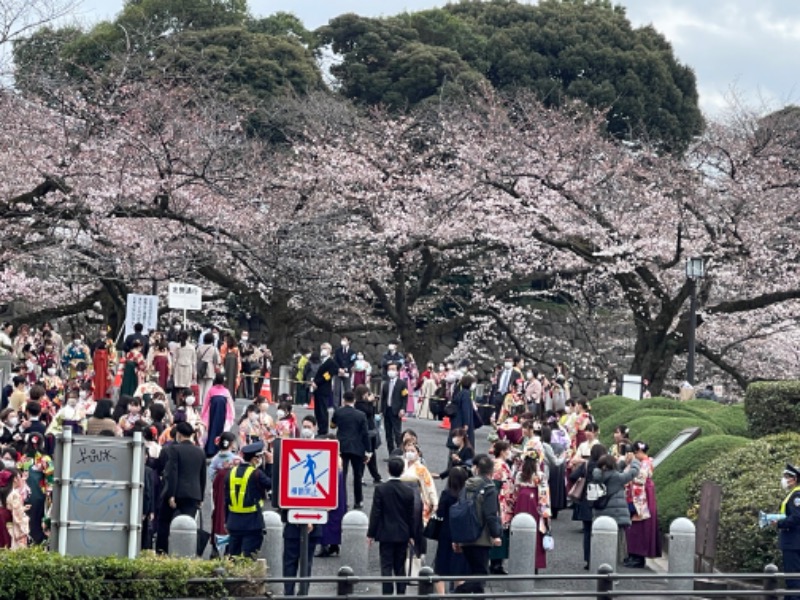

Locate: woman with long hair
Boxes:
[512,438,551,572]
[432,465,469,593]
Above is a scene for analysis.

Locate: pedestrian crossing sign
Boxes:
[277,439,339,510]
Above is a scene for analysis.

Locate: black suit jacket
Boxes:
[313,358,339,395]
[334,346,356,374]
[161,441,207,503]
[367,479,415,543]
[123,332,150,355]
[380,378,407,416]
[331,405,370,457]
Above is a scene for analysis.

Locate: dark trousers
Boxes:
[342,453,365,505]
[459,545,490,593]
[283,537,317,596]
[379,542,409,595]
[582,520,593,564]
[384,411,402,454]
[784,548,800,600]
[228,528,264,559]
[314,392,332,435]
[27,498,46,544]
[155,498,197,554]
[365,451,381,482]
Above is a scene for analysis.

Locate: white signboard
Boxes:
[168,283,202,311]
[287,508,329,525]
[125,295,159,337]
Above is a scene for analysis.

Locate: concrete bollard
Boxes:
[169,515,197,558]
[341,510,370,576]
[590,516,619,573]
[668,518,696,592]
[507,513,538,592]
[261,510,284,594]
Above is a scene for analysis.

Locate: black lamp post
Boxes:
[685,257,705,385]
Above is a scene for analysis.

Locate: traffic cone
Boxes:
[439,416,451,430]
[308,395,315,410]
[259,372,273,403]
[113,357,126,388]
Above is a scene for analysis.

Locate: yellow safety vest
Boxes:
[781,485,800,515]
[228,466,263,514]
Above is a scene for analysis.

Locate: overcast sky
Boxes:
[70,0,800,119]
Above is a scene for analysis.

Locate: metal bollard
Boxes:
[668,518,696,592]
[596,563,615,600]
[341,510,370,576]
[337,565,355,596]
[418,565,436,596]
[261,510,284,594]
[169,515,197,558]
[507,512,538,592]
[590,516,619,573]
[763,563,779,600]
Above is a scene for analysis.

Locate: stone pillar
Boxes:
[668,518,696,592]
[341,510,369,576]
[590,516,619,573]
[169,515,197,558]
[261,510,284,594]
[507,512,538,592]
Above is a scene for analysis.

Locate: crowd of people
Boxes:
[0,321,669,596]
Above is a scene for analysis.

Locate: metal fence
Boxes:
[179,563,797,600]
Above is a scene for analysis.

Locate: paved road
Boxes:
[205,400,680,598]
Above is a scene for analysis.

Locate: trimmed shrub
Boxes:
[744,381,800,437]
[686,432,800,572]
[587,395,635,425]
[0,548,263,600]
[692,403,748,438]
[627,416,723,456]
[653,434,749,532]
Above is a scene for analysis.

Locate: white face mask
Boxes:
[452,437,462,447]
[67,399,78,408]
[526,371,533,379]
[185,396,196,406]
[301,427,314,439]
[388,345,396,352]
[341,340,348,347]
[438,366,445,372]
[173,324,181,330]
[782,478,793,491]
[78,391,87,400]
[276,409,286,419]
[73,340,81,346]
[504,361,513,369]
[404,451,417,462]
[387,370,398,379]
[7,417,18,428]
[47,368,57,375]
[241,336,249,342]
[320,350,330,358]
[2,459,15,469]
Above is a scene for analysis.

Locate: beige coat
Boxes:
[173,343,197,388]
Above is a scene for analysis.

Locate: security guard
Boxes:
[776,463,800,600]
[225,441,272,558]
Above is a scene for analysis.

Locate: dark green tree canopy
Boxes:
[317,0,704,152]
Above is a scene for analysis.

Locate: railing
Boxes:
[181,563,796,599]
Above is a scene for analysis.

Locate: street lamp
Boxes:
[685,257,705,385]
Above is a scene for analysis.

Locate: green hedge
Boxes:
[686,433,800,572]
[625,416,723,456]
[0,549,263,600]
[745,381,800,438]
[653,434,749,532]
[587,395,635,424]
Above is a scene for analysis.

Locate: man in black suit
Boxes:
[123,322,150,356]
[380,362,406,454]
[333,335,356,407]
[331,391,371,509]
[367,457,415,596]
[311,342,338,436]
[156,421,207,554]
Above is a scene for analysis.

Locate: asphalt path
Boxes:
[204,400,678,598]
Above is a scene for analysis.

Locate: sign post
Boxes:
[277,438,339,594]
[167,283,202,327]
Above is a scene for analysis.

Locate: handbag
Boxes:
[567,477,586,502]
[542,531,555,552]
[196,508,211,557]
[423,514,443,540]
[444,401,458,418]
[586,482,607,502]
[196,347,211,380]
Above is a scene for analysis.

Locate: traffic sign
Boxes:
[287,509,329,524]
[278,439,339,510]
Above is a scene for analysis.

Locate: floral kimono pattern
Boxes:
[628,456,653,521]
[493,458,516,527]
[402,462,438,523]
